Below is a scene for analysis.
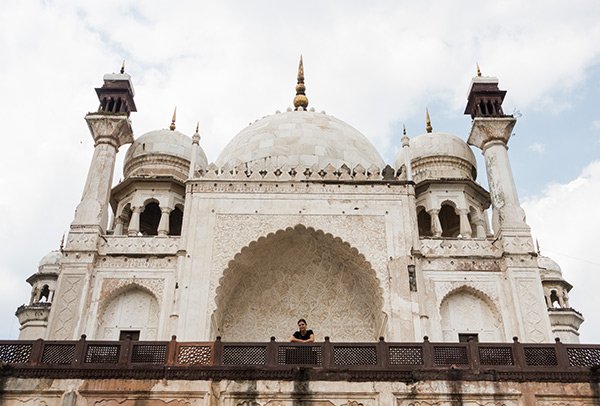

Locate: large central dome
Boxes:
[216,110,384,169]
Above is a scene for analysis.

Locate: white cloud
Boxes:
[528,142,546,154]
[1,1,600,340]
[523,161,600,343]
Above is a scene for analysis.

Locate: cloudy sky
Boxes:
[1,1,599,342]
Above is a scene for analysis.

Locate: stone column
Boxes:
[70,115,133,237]
[468,117,527,232]
[113,217,124,236]
[428,209,442,237]
[128,206,142,236]
[457,209,472,238]
[157,207,173,236]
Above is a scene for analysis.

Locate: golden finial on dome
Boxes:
[293,55,308,110]
[476,63,482,77]
[426,108,433,133]
[169,107,177,131]
[120,60,125,74]
[195,121,199,134]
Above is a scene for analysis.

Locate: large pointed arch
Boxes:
[212,224,385,342]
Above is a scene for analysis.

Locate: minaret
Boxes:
[465,68,531,250]
[69,68,136,240]
[47,68,136,340]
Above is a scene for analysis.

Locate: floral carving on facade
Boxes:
[212,224,384,342]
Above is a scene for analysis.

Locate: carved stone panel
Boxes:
[213,225,384,342]
[51,274,84,340]
[516,278,548,343]
[208,214,389,322]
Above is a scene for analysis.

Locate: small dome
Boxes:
[397,132,477,184]
[38,250,62,268]
[216,110,384,169]
[124,129,208,182]
[538,255,563,280]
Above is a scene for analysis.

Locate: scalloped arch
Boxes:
[439,284,503,341]
[212,224,385,342]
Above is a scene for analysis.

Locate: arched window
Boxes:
[140,202,161,236]
[169,206,183,236]
[417,207,432,237]
[39,285,50,302]
[439,204,460,237]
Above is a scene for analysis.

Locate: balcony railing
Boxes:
[1,336,599,382]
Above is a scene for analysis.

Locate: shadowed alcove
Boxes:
[212,224,385,342]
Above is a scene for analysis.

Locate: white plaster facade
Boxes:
[16,70,584,346]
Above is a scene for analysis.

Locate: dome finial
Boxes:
[403,124,407,136]
[192,121,201,145]
[425,108,433,133]
[170,107,177,131]
[120,60,125,74]
[476,63,482,77]
[293,55,309,110]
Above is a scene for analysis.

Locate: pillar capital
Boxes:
[467,117,516,150]
[84,114,134,149]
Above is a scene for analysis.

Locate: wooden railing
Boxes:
[1,336,599,382]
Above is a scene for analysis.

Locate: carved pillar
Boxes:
[113,217,124,236]
[468,118,527,231]
[457,209,472,238]
[128,206,142,236]
[428,209,442,237]
[158,207,173,236]
[70,115,133,236]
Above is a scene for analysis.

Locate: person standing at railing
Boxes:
[289,318,315,342]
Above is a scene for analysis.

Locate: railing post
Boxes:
[74,334,87,366]
[322,336,332,368]
[554,337,570,369]
[467,337,479,374]
[267,336,277,367]
[512,336,525,369]
[30,339,44,365]
[120,336,132,365]
[213,336,223,366]
[167,335,178,366]
[377,336,386,369]
[422,336,433,368]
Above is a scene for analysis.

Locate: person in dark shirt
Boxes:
[290,318,315,342]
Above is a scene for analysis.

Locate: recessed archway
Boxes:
[213,224,384,342]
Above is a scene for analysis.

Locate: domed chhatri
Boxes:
[38,250,62,269]
[124,128,208,182]
[216,109,385,169]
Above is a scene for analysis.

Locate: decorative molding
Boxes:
[195,163,402,182]
[98,236,180,255]
[189,181,409,195]
[99,277,165,305]
[419,238,501,258]
[95,257,176,269]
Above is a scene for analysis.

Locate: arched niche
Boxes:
[440,287,503,342]
[97,285,159,340]
[212,224,384,342]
